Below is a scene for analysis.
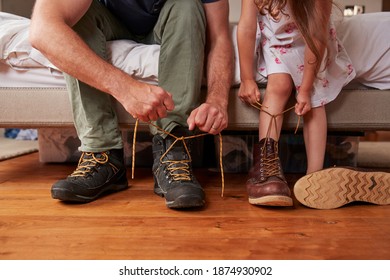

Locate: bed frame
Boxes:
[1,86,390,133]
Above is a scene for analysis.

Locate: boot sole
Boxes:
[294,167,390,209]
[154,183,205,209]
[249,195,293,207]
[51,183,129,203]
[166,194,205,209]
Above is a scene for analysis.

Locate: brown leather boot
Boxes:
[246,138,293,206]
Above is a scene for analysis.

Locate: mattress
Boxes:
[0,63,65,87]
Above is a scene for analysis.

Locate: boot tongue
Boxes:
[260,138,277,157]
[164,137,189,161]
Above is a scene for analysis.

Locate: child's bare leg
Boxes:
[303,106,327,174]
[259,73,293,140]
[246,73,294,207]
[295,109,390,209]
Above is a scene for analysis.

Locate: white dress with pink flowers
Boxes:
[257,7,356,108]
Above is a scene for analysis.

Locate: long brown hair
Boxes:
[255,0,333,72]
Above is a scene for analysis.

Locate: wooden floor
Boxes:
[0,152,389,260]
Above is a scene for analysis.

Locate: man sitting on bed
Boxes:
[29,0,233,208]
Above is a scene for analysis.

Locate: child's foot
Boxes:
[247,138,293,207]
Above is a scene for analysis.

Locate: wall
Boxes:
[228,0,384,22]
[335,0,382,13]
[0,0,35,18]
[2,0,241,21]
[0,0,385,21]
[229,0,241,23]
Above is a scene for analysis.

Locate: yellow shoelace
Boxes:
[131,120,225,197]
[130,103,299,197]
[70,152,119,177]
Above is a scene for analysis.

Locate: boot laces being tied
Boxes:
[245,101,300,206]
[251,101,301,139]
[255,101,298,181]
[131,120,225,196]
[159,135,192,182]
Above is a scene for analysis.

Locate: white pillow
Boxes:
[0,12,59,69]
[107,40,159,84]
[337,12,390,90]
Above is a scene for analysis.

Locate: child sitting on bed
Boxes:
[237,0,358,207]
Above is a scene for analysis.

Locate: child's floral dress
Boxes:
[257,5,356,107]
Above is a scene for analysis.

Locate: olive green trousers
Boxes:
[65,0,206,151]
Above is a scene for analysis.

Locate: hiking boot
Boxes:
[152,127,205,209]
[51,149,128,203]
[246,138,293,206]
[294,167,390,209]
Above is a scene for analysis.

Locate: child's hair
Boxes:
[255,0,334,73]
[255,0,287,19]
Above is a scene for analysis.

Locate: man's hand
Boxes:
[187,103,228,135]
[115,81,175,123]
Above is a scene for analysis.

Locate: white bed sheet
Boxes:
[337,13,390,90]
[0,62,65,87]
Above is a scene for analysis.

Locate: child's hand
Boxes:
[238,80,261,105]
[295,92,312,116]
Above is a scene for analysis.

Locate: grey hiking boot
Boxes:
[51,149,128,203]
[152,127,205,209]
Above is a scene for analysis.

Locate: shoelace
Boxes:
[259,143,282,179]
[159,135,193,182]
[250,101,301,141]
[132,120,225,196]
[251,101,300,179]
[70,152,119,177]
[130,103,299,196]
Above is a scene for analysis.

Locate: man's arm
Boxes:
[187,0,234,134]
[29,0,174,122]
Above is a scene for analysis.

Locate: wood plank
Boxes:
[0,153,389,260]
